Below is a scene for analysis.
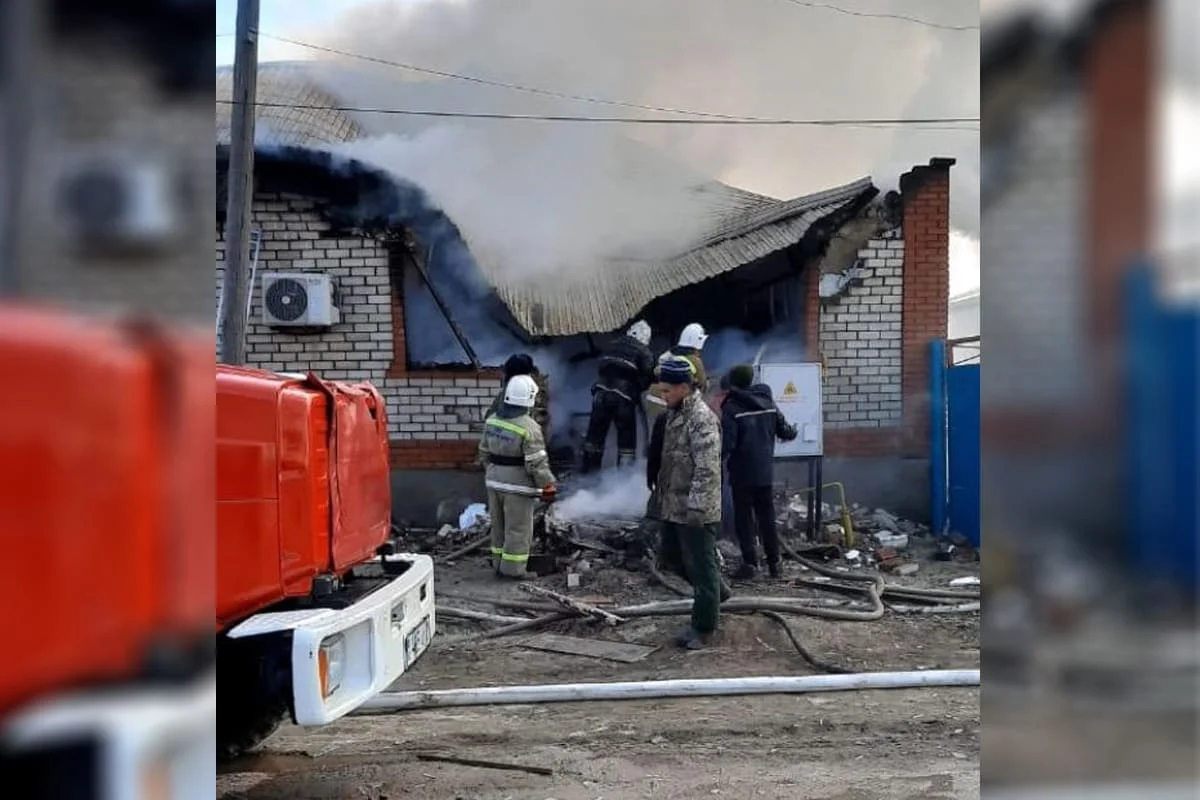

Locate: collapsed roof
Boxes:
[216,63,878,336]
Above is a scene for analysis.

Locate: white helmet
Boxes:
[678,323,708,350]
[503,374,539,408]
[627,320,652,346]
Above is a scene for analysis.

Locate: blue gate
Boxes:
[1125,264,1198,590]
[931,339,981,548]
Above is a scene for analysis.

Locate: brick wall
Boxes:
[820,236,905,428]
[216,193,500,465]
[899,159,952,455]
[816,159,953,458]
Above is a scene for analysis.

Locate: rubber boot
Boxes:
[732,563,757,580]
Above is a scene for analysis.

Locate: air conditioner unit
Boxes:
[261,272,340,328]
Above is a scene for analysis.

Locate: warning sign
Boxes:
[781,381,798,400]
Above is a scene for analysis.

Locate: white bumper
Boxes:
[2,675,217,800]
[227,553,436,725]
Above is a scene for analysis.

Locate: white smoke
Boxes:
[282,0,978,285]
[555,463,650,521]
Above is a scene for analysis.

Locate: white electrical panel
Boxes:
[756,362,823,458]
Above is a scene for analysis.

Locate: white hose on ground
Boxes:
[353,669,980,713]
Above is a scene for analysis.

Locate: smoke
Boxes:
[288,0,978,283]
[555,463,650,521]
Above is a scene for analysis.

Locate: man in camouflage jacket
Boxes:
[650,356,723,649]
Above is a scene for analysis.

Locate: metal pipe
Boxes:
[355,670,980,713]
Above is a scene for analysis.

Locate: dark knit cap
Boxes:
[503,353,535,378]
[729,364,755,390]
[658,357,693,386]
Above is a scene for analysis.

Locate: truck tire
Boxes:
[216,634,291,761]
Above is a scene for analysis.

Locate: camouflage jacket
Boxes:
[654,390,722,526]
[485,370,550,431]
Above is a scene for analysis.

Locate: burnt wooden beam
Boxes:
[407,242,481,370]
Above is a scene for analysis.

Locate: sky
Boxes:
[216,0,982,294]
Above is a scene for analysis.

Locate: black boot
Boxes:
[767,561,782,579]
[732,562,757,580]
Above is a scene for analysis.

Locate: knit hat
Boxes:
[728,364,755,389]
[657,357,693,386]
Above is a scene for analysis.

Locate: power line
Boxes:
[258,34,804,121]
[776,0,979,31]
[241,35,979,126]
[217,98,979,127]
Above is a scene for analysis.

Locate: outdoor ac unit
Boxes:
[261,272,340,328]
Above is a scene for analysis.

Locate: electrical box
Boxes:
[261,272,340,328]
[756,362,823,457]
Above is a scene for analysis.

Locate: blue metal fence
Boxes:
[1125,265,1198,590]
[930,339,981,548]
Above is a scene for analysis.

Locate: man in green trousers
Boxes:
[651,356,723,649]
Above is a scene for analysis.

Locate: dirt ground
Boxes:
[219,546,982,800]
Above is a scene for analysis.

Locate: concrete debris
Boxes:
[437,524,456,539]
[876,532,909,551]
[567,573,581,589]
[893,562,920,577]
[950,576,981,587]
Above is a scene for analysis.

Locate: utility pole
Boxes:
[1,0,37,297]
[218,0,260,364]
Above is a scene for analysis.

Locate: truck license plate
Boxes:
[404,617,431,668]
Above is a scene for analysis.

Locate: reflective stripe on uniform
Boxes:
[596,386,634,403]
[485,479,542,496]
[486,417,530,437]
[500,552,529,563]
[734,409,777,419]
[490,546,503,556]
[525,449,547,462]
[645,394,668,407]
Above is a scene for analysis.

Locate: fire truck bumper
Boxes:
[226,553,436,725]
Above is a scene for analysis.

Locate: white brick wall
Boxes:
[819,237,905,428]
[216,193,499,441]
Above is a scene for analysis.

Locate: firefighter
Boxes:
[580,320,655,472]
[644,323,709,430]
[478,375,557,578]
[485,353,550,431]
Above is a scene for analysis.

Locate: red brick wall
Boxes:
[389,440,481,470]
[822,159,952,458]
[899,159,952,455]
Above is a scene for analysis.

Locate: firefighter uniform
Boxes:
[478,377,557,578]
[581,321,655,472]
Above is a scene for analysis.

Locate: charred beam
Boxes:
[407,242,480,370]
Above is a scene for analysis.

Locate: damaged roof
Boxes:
[488,177,876,336]
[216,64,878,336]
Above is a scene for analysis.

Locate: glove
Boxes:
[541,484,558,503]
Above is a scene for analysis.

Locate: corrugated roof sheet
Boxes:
[487,177,875,336]
[216,64,365,147]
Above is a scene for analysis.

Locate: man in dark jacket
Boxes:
[581,321,655,472]
[721,364,797,579]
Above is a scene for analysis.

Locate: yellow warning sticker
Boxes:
[782,381,798,398]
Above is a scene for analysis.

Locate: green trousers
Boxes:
[487,489,535,578]
[659,521,721,634]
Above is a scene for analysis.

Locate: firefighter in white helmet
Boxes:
[478,374,558,578]
[580,320,655,472]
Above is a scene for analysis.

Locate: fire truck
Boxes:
[0,307,435,798]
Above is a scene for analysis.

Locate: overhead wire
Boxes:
[223,33,977,129]
[775,0,979,31]
[217,99,978,128]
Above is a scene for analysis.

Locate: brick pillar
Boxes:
[899,158,953,455]
[803,260,820,361]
